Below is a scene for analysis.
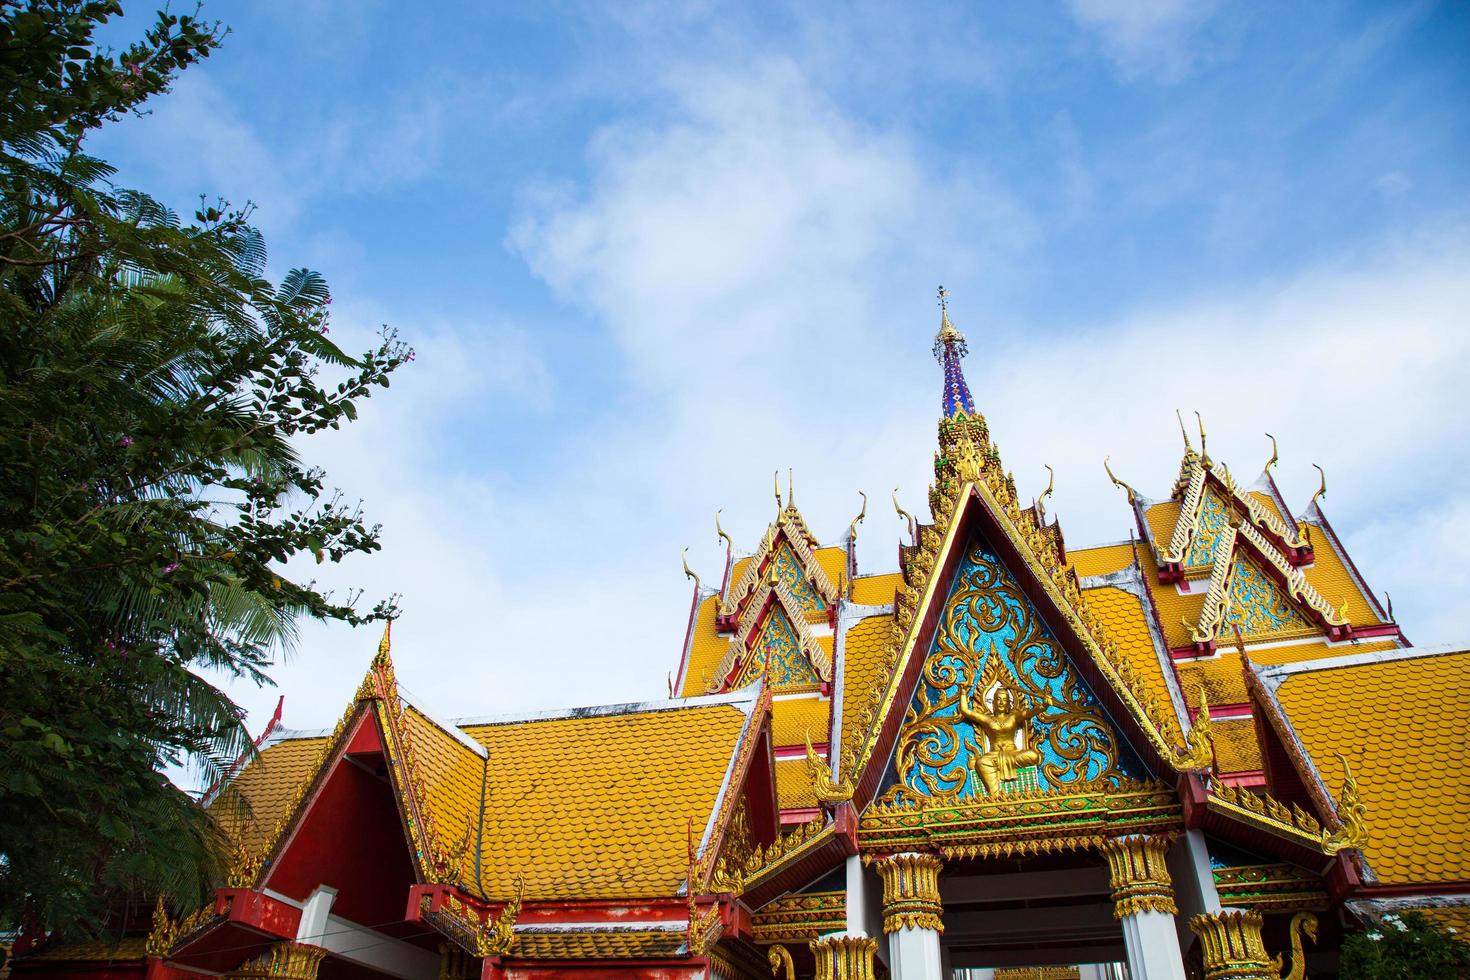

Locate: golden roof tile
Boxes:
[1301,527,1383,628]
[839,614,894,765]
[1211,717,1264,774]
[771,697,832,748]
[510,929,684,960]
[775,757,819,810]
[851,571,902,606]
[463,700,753,901]
[1080,585,1175,729]
[215,734,328,855]
[679,595,728,697]
[24,938,147,962]
[1271,649,1470,884]
[1069,543,1137,579]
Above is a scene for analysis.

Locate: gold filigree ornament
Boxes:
[875,853,944,934]
[146,896,176,957]
[1098,835,1177,919]
[444,878,522,957]
[805,730,854,804]
[1321,753,1369,855]
[809,934,878,980]
[1189,910,1274,980]
[1175,691,1215,771]
[768,944,795,980]
[232,942,328,980]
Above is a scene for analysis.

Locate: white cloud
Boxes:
[206,43,1470,777]
[1065,0,1220,82]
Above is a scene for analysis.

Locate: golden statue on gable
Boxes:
[958,681,1043,796]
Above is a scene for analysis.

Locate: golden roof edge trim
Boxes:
[720,510,837,619]
[694,683,774,886]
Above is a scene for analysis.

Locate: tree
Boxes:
[1341,912,1470,979]
[0,1,411,934]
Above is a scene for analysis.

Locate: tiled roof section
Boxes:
[1414,905,1470,936]
[814,546,847,592]
[1144,500,1181,555]
[25,938,147,962]
[462,701,751,901]
[839,614,893,761]
[771,697,831,748]
[852,571,901,606]
[1082,585,1175,732]
[511,929,684,960]
[1137,547,1206,649]
[1251,638,1400,667]
[776,757,818,810]
[1211,717,1264,774]
[1069,543,1136,579]
[1274,650,1470,884]
[1178,655,1249,708]
[679,595,726,697]
[1302,528,1382,628]
[400,705,485,882]
[215,734,328,853]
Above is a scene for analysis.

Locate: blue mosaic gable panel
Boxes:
[886,535,1143,803]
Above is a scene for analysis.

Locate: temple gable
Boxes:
[882,532,1144,805]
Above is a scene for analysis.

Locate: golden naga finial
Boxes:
[715,509,732,550]
[1176,690,1215,771]
[1195,411,1212,470]
[1103,456,1139,504]
[892,488,916,542]
[1322,753,1369,854]
[1037,464,1055,516]
[1176,409,1195,453]
[773,470,783,513]
[1309,463,1327,512]
[472,876,523,957]
[1272,911,1319,980]
[768,944,796,980]
[847,491,867,541]
[1264,432,1279,473]
[805,729,854,803]
[681,548,701,592]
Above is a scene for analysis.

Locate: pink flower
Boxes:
[163,563,180,575]
[120,435,133,447]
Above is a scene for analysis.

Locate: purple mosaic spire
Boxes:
[932,285,975,417]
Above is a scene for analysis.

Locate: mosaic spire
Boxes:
[932,285,975,417]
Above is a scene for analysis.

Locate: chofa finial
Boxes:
[1037,464,1055,517]
[1264,433,1279,473]
[1309,463,1327,512]
[847,491,867,541]
[715,509,732,550]
[773,470,782,513]
[681,548,701,592]
[1103,456,1139,505]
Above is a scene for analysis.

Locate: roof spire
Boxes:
[932,285,975,417]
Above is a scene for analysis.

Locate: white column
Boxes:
[295,886,337,943]
[875,853,944,980]
[1098,836,1187,980]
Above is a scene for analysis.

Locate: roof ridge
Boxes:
[455,689,759,728]
[1257,641,1466,689]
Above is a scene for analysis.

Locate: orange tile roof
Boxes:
[1069,543,1136,579]
[1302,526,1382,628]
[216,733,328,854]
[1144,500,1181,554]
[24,938,147,962]
[852,571,901,606]
[399,705,485,874]
[679,595,727,697]
[1178,654,1250,707]
[462,699,754,901]
[1081,585,1178,734]
[814,546,848,591]
[1211,717,1263,774]
[771,696,832,748]
[775,757,818,810]
[1271,649,1470,885]
[1250,638,1400,667]
[1136,546,1206,649]
[839,614,893,755]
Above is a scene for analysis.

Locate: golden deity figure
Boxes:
[957,683,1043,795]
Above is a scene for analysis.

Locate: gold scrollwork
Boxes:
[1189,910,1274,980]
[805,731,854,804]
[808,934,878,980]
[875,853,944,934]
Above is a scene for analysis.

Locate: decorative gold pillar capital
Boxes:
[1189,909,1275,980]
[230,942,327,980]
[808,934,879,980]
[874,852,944,934]
[1098,834,1177,919]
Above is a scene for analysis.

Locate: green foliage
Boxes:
[0,1,410,935]
[1341,912,1470,979]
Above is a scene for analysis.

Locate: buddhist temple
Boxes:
[13,291,1469,980]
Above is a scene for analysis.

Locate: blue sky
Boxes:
[92,1,1470,743]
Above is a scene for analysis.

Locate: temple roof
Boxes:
[461,693,760,900]
[1256,645,1470,886]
